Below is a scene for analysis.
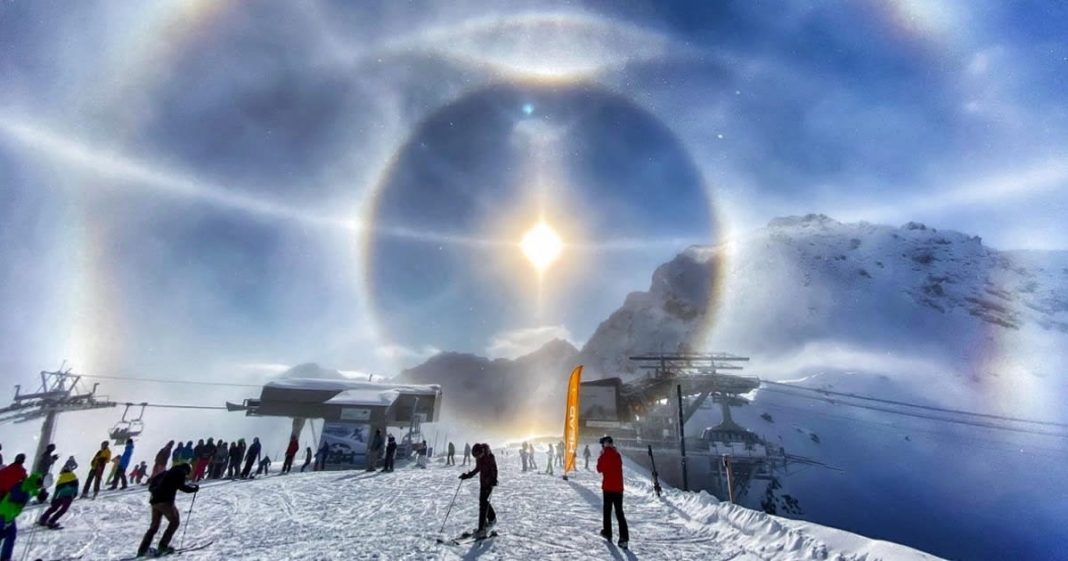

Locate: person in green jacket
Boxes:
[0,473,45,561]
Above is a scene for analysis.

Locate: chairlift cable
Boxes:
[758,387,1068,438]
[760,380,1068,428]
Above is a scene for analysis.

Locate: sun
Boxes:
[520,222,563,272]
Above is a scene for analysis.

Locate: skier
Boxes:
[110,438,134,490]
[170,442,185,468]
[241,437,261,479]
[367,430,384,472]
[596,435,628,549]
[557,440,565,467]
[528,443,537,471]
[381,435,396,472]
[583,444,591,470]
[458,443,498,539]
[313,441,328,472]
[105,455,122,489]
[281,435,299,475]
[519,444,528,472]
[0,455,27,500]
[179,441,195,467]
[227,440,243,479]
[0,472,44,560]
[38,462,78,528]
[212,439,229,479]
[446,442,455,466]
[81,441,110,499]
[544,444,554,475]
[257,455,271,476]
[300,446,312,473]
[133,461,149,485]
[462,442,471,466]
[415,440,428,468]
[153,441,174,478]
[35,443,58,479]
[193,438,214,482]
[137,463,199,557]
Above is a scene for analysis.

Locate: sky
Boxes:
[1,0,1067,390]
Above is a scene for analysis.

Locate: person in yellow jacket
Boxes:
[80,441,110,499]
[38,464,77,528]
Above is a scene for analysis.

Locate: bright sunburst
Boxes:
[520,222,563,272]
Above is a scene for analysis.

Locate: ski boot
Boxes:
[618,540,629,549]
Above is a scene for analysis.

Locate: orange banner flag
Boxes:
[563,365,583,474]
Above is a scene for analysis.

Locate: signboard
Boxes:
[580,385,618,421]
[586,420,622,428]
[563,366,582,474]
[340,407,371,421]
[318,421,369,469]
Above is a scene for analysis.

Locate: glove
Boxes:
[458,473,470,480]
[191,485,201,492]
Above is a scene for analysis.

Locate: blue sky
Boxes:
[1,0,1066,382]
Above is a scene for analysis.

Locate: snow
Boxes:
[324,388,402,407]
[265,377,440,396]
[17,453,940,560]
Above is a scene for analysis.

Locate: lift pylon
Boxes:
[0,364,117,472]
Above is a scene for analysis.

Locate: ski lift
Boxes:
[109,402,147,443]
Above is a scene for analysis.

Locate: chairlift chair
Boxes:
[109,402,147,443]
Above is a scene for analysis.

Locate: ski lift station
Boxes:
[228,375,442,471]
[579,353,828,505]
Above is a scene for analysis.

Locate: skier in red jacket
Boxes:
[281,435,299,475]
[596,435,629,549]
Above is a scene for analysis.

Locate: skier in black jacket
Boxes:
[381,435,397,472]
[227,440,243,479]
[137,463,198,557]
[241,438,261,479]
[458,443,498,538]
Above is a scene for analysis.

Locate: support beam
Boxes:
[683,391,711,425]
[31,409,58,473]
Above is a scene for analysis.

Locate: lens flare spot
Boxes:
[520,222,563,272]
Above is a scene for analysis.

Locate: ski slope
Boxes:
[18,454,940,561]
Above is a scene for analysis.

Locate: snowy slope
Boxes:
[18,454,940,561]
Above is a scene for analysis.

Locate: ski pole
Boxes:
[179,488,198,550]
[438,479,464,535]
[19,516,40,561]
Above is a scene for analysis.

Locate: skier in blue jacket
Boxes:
[109,439,135,490]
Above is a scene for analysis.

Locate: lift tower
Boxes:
[0,365,116,472]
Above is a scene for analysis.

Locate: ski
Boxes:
[647,445,663,498]
[114,540,214,560]
[437,531,497,545]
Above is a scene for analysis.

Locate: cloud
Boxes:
[486,325,574,359]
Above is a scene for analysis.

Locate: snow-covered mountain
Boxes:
[396,339,579,432]
[18,450,942,561]
[580,213,1068,386]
